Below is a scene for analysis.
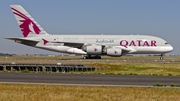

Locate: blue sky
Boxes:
[0,0,180,55]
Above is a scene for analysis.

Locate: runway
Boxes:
[0,72,179,86]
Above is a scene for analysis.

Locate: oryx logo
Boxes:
[94,48,98,52]
[114,50,118,54]
[11,7,41,37]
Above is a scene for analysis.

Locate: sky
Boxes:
[0,0,180,55]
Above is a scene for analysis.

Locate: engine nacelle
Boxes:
[84,45,102,55]
[106,48,122,56]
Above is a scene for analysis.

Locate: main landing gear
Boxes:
[160,54,164,60]
[83,55,101,59]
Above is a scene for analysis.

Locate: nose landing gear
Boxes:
[160,54,164,60]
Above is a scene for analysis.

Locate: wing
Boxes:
[6,38,135,55]
[49,41,135,54]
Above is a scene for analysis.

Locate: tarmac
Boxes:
[0,72,179,87]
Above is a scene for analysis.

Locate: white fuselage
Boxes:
[21,34,173,55]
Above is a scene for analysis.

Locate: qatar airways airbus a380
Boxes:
[7,5,173,59]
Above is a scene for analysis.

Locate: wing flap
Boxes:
[6,37,38,46]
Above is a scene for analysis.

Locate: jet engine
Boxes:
[106,48,122,56]
[83,45,102,55]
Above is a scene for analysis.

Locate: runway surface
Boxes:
[0,72,179,86]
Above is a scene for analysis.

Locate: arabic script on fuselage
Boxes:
[96,39,114,43]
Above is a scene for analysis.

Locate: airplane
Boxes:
[6,5,173,60]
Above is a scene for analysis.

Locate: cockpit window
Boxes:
[165,43,169,44]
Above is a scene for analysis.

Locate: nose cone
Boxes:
[168,45,173,52]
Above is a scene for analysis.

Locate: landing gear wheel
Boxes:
[94,55,101,59]
[83,55,101,59]
[98,56,101,59]
[160,54,164,60]
[83,56,88,59]
[83,56,86,59]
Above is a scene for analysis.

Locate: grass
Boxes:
[170,83,180,87]
[21,69,30,73]
[0,55,81,60]
[0,84,180,101]
[1,55,180,76]
[153,83,166,87]
[87,62,180,76]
